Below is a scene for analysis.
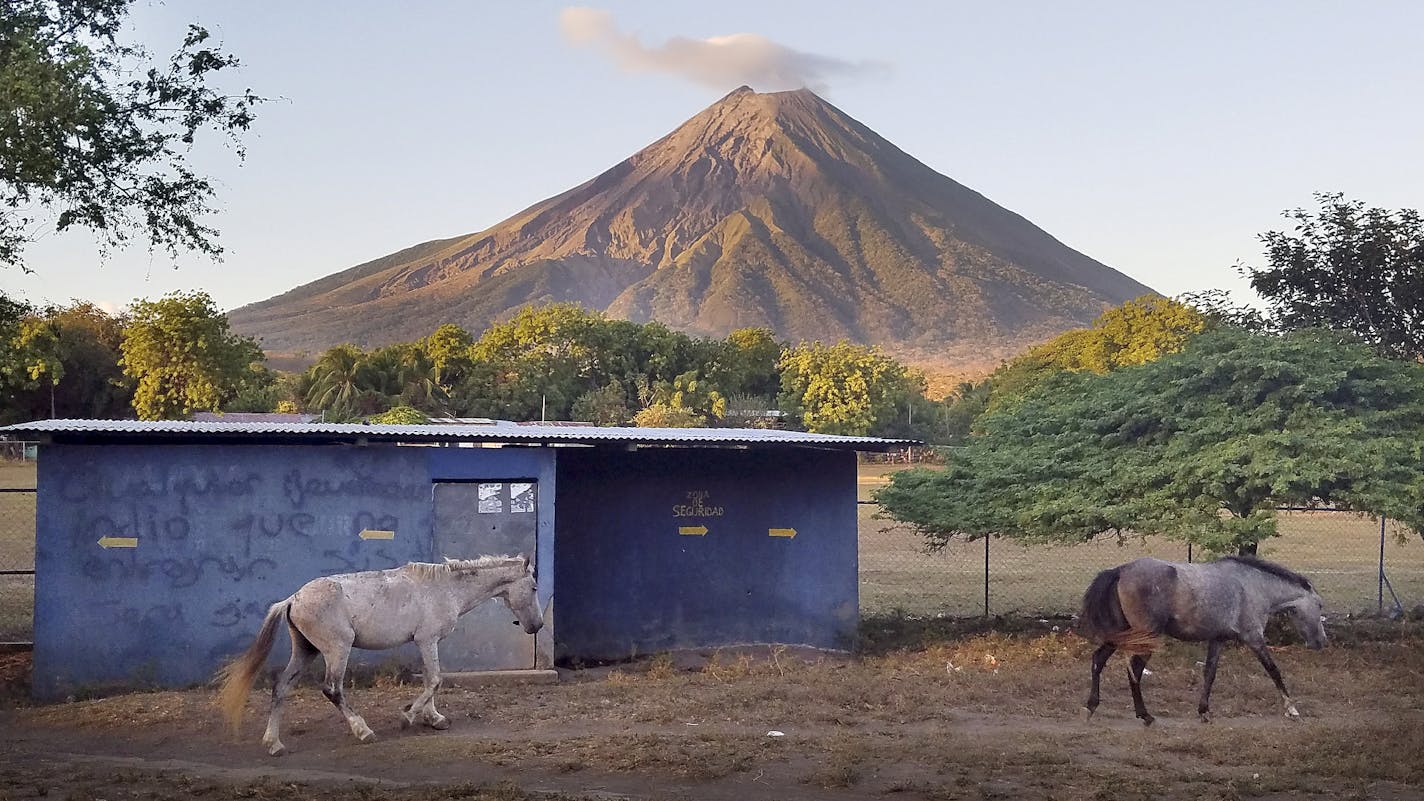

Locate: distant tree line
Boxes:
[0,293,938,439]
[880,194,1424,556]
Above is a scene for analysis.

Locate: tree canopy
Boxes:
[120,290,266,419]
[1243,193,1424,360]
[777,341,925,436]
[877,328,1424,554]
[1,0,261,271]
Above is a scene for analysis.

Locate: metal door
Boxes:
[433,480,538,670]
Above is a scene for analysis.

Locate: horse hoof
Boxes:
[1285,707,1301,720]
[429,716,450,730]
[1199,712,1212,724]
[267,743,287,757]
[400,715,415,730]
[1081,706,1095,722]
[358,730,378,743]
[1139,714,1155,727]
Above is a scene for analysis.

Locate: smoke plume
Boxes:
[559,7,887,92]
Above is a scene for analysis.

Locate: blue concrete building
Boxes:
[3,420,912,699]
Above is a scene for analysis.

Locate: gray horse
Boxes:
[217,555,543,756]
[1078,555,1326,725]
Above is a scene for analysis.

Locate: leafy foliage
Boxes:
[120,290,265,419]
[0,294,132,423]
[1244,193,1424,360]
[1,0,262,270]
[777,341,924,436]
[369,405,429,425]
[877,329,1424,554]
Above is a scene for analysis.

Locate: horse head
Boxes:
[497,556,544,635]
[1285,590,1328,650]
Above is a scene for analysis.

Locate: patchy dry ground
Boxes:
[2,618,1423,801]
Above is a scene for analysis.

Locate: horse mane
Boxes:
[402,555,525,580]
[1219,555,1314,591]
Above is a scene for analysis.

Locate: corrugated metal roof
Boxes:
[0,419,920,451]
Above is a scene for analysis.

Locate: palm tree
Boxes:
[305,345,366,416]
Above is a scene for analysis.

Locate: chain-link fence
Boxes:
[0,491,35,643]
[860,499,1424,618]
[0,449,37,643]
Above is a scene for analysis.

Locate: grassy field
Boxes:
[858,464,1424,618]
[0,461,35,641]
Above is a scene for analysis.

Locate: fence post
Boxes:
[1379,516,1387,615]
[983,535,990,617]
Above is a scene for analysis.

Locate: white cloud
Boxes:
[559,8,888,92]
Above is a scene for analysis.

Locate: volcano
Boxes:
[229,86,1153,370]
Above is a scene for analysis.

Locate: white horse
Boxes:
[217,555,543,756]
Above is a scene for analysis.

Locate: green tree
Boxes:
[877,328,1424,555]
[986,296,1208,411]
[304,344,367,418]
[468,304,598,420]
[571,383,632,426]
[422,323,474,389]
[631,404,706,428]
[709,327,783,399]
[1,1,262,271]
[369,405,429,425]
[1,300,133,422]
[364,342,446,414]
[1243,194,1424,360]
[644,370,727,425]
[120,290,264,419]
[777,341,923,436]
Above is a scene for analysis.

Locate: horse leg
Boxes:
[1083,643,1116,720]
[1127,653,1155,726]
[262,622,318,757]
[1245,638,1300,719]
[321,647,376,742]
[402,639,448,730]
[1197,640,1223,723]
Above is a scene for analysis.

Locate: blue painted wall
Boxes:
[32,442,555,699]
[553,447,859,661]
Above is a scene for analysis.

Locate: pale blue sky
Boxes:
[4,1,1421,316]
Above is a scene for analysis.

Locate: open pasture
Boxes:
[858,465,1424,618]
[2,619,1422,800]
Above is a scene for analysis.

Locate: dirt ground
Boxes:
[2,618,1423,801]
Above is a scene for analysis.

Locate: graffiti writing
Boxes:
[672,489,725,518]
[320,547,401,575]
[282,469,423,509]
[211,599,269,628]
[59,469,261,513]
[81,554,278,588]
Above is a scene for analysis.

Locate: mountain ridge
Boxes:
[230,86,1154,370]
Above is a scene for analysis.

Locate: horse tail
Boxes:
[1079,566,1129,642]
[216,598,290,734]
[1078,566,1159,655]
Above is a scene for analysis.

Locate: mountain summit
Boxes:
[230,87,1153,368]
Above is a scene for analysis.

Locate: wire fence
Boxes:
[859,499,1424,619]
[3,453,1422,642]
[0,486,35,642]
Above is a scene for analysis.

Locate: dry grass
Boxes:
[859,465,1424,618]
[5,620,1424,800]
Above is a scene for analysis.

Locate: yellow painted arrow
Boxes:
[678,525,708,536]
[97,536,138,549]
[768,528,797,539]
[359,529,395,540]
